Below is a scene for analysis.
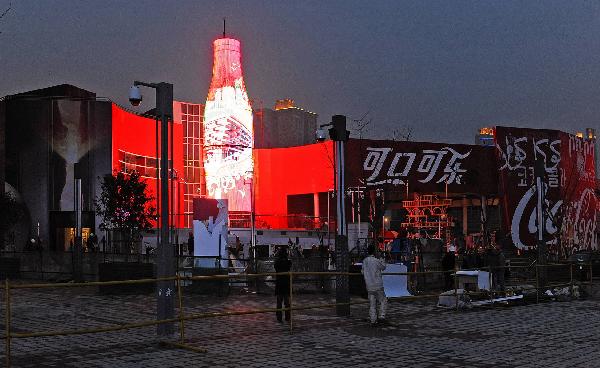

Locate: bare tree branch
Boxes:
[0,1,12,34]
[351,110,372,140]
[392,125,413,141]
[0,1,11,20]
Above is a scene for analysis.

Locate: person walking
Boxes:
[274,246,292,323]
[362,243,388,327]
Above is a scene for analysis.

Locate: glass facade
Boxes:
[117,149,172,179]
[177,102,205,228]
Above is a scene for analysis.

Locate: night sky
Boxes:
[1,0,600,144]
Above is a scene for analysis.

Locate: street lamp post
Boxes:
[320,115,350,316]
[130,81,175,336]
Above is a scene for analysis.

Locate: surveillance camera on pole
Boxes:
[128,85,142,106]
[316,129,328,142]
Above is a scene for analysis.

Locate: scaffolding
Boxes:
[401,194,452,239]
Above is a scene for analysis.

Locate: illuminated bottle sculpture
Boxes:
[203,37,253,212]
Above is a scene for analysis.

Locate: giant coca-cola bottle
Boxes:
[203,37,253,212]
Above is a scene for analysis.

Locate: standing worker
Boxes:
[274,246,292,323]
[495,245,506,291]
[362,243,388,326]
[442,247,456,290]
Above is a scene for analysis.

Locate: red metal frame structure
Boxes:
[401,194,452,238]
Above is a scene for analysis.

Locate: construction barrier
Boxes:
[1,263,594,367]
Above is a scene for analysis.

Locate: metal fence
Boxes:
[1,262,595,367]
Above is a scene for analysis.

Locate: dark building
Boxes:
[0,98,5,250]
[3,85,112,251]
[2,84,189,252]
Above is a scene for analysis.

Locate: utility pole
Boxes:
[534,158,547,293]
[73,178,83,282]
[156,82,175,336]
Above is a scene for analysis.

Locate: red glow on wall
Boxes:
[111,104,185,228]
[254,141,335,228]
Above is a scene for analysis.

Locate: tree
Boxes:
[95,171,156,253]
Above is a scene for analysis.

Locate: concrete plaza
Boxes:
[2,283,600,368]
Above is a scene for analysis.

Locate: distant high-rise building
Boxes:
[254,99,317,148]
[475,127,495,146]
[203,37,253,212]
[578,128,599,179]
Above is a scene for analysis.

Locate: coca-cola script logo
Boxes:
[510,182,562,249]
[363,146,471,186]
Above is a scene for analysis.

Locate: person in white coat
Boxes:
[362,243,388,326]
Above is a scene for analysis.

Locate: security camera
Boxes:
[316,129,328,142]
[129,86,142,106]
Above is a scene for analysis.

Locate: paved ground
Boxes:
[1,282,600,368]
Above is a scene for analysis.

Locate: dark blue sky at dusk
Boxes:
[1,0,600,144]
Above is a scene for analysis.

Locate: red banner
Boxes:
[559,133,597,252]
[193,198,220,221]
[495,127,597,252]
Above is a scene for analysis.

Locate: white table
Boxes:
[455,270,490,291]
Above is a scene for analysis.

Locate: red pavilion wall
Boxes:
[254,141,335,228]
[111,104,185,228]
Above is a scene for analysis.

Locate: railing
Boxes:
[171,212,335,230]
[228,214,333,230]
[1,262,594,367]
